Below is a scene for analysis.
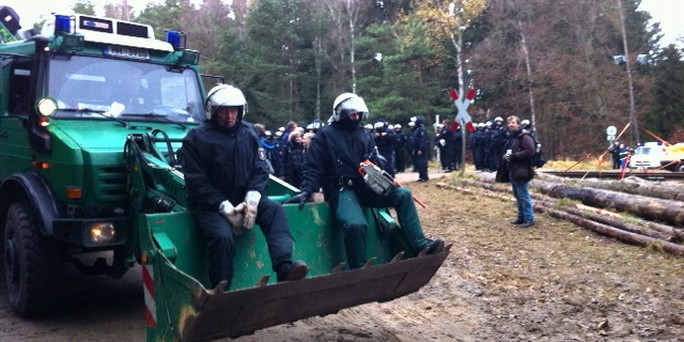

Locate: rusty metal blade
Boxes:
[179,250,449,342]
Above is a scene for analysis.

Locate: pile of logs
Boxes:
[436,172,684,257]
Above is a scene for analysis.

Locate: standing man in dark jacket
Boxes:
[181,84,307,289]
[392,124,406,172]
[373,120,396,177]
[410,115,430,181]
[287,93,445,270]
[488,116,507,172]
[502,115,536,227]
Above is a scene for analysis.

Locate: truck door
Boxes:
[0,59,33,178]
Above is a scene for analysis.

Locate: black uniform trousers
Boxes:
[193,197,293,289]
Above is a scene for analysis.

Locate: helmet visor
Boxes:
[337,97,369,119]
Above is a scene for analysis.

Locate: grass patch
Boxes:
[544,158,612,171]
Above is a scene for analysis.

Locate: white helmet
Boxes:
[521,119,530,126]
[205,84,247,120]
[331,93,369,122]
[364,123,373,130]
[394,124,402,129]
[495,116,503,122]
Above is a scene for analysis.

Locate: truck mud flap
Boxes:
[178,248,450,342]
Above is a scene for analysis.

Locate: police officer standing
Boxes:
[181,84,307,290]
[288,93,445,270]
[410,115,430,181]
[393,124,406,172]
[373,120,396,177]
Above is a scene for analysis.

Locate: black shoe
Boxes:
[419,238,445,255]
[510,218,524,225]
[519,221,535,228]
[277,260,308,282]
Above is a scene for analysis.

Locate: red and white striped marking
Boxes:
[142,264,157,327]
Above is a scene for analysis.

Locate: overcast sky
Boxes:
[2,0,682,47]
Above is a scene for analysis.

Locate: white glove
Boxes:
[219,200,246,235]
[439,139,446,146]
[218,200,234,216]
[243,191,261,230]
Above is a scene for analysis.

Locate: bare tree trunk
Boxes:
[315,37,322,120]
[346,0,357,93]
[615,0,639,144]
[449,32,468,167]
[518,20,536,129]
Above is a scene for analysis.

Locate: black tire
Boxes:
[3,201,62,317]
[675,162,684,173]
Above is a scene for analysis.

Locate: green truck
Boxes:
[0,8,449,342]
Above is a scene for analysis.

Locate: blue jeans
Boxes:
[511,180,534,222]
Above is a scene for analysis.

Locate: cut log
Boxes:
[537,173,684,202]
[537,201,675,242]
[533,180,684,227]
[535,203,684,257]
[575,204,684,242]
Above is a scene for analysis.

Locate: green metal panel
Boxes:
[140,201,405,291]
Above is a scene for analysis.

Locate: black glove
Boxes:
[285,191,311,210]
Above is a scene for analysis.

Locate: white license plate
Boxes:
[104,45,150,60]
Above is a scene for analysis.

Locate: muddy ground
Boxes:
[1,170,682,341]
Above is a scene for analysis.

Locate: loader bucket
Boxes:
[138,201,449,342]
[180,249,448,341]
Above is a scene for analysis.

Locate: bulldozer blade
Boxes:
[179,249,449,342]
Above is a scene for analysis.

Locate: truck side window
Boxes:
[9,62,31,114]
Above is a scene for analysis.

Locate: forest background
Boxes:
[45,0,684,159]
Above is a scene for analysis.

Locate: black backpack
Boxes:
[531,135,546,168]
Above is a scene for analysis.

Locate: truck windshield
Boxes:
[47,55,204,124]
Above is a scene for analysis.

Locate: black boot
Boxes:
[277,260,308,282]
[417,238,445,255]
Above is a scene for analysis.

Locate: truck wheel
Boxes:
[3,201,62,317]
[675,162,684,173]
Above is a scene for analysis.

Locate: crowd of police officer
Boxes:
[469,116,534,172]
[256,116,434,183]
[254,112,541,183]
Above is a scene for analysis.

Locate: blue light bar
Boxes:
[165,30,182,49]
[55,15,71,34]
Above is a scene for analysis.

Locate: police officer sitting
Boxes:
[287,93,445,270]
[181,84,307,289]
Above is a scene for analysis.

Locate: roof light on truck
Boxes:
[165,30,183,49]
[54,15,73,34]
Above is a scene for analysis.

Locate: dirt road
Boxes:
[1,170,682,342]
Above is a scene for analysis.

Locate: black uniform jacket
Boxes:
[181,120,270,210]
[300,122,375,205]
